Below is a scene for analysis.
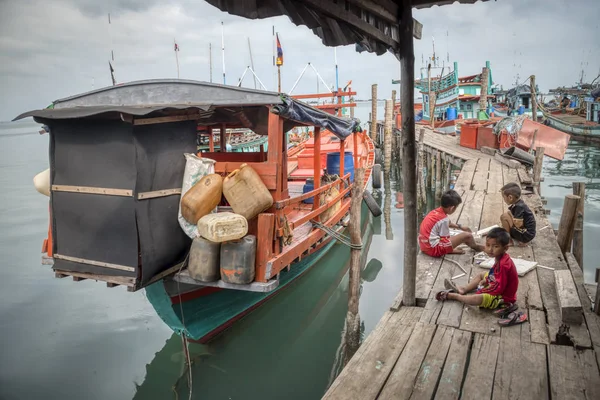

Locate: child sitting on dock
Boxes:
[436,228,520,314]
[418,190,484,257]
[500,182,536,245]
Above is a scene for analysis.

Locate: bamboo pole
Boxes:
[533,146,545,194]
[371,84,378,141]
[384,99,393,176]
[400,0,417,307]
[557,194,580,254]
[531,75,537,122]
[572,182,585,269]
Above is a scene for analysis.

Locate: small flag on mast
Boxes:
[174,42,180,52]
[276,33,283,66]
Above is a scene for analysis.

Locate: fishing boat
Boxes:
[491,84,544,120]
[15,79,375,343]
[541,85,600,140]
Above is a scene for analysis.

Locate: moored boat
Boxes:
[541,85,600,140]
[15,79,374,342]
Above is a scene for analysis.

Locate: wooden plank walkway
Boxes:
[324,130,600,399]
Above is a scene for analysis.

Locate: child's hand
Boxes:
[479,279,487,287]
[462,226,472,233]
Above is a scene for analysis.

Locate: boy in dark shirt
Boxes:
[436,228,518,309]
[500,182,536,245]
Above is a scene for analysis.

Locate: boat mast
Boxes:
[248,38,257,89]
[221,21,226,85]
[335,48,339,91]
[174,38,180,79]
[209,43,213,83]
[108,13,116,85]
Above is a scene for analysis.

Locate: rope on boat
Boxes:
[311,219,363,250]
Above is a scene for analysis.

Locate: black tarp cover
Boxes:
[49,119,196,287]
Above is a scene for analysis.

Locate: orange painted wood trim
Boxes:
[220,123,227,152]
[288,183,351,231]
[255,213,275,282]
[274,173,349,210]
[208,127,214,152]
[213,162,278,190]
[313,127,321,214]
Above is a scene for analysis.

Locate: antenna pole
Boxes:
[221,21,226,85]
[174,38,180,79]
[335,48,339,91]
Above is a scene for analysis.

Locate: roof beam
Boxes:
[299,0,399,49]
[344,0,422,39]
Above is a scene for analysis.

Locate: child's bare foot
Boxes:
[451,248,465,254]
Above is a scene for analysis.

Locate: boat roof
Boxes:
[14,79,361,139]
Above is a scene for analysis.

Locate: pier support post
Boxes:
[435,152,442,202]
[417,129,426,212]
[384,99,393,177]
[400,0,417,307]
[345,167,365,363]
[533,146,545,194]
[572,182,585,269]
[392,89,397,117]
[557,194,580,254]
[426,151,432,189]
[371,84,378,141]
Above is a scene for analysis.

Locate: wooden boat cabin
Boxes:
[15,80,373,292]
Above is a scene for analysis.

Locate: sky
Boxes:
[0,0,599,121]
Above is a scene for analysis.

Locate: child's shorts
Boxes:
[510,227,534,243]
[421,240,454,258]
[480,294,503,309]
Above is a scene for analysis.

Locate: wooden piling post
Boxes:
[531,75,537,122]
[445,160,452,190]
[435,151,442,202]
[533,146,545,194]
[572,182,585,269]
[557,194,581,254]
[384,99,393,175]
[400,0,417,307]
[416,129,426,211]
[347,167,365,315]
[392,89,397,116]
[371,84,378,141]
[426,151,433,189]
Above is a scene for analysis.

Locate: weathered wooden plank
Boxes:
[409,326,455,400]
[555,269,583,325]
[471,158,490,191]
[517,167,532,185]
[492,322,549,400]
[502,164,520,186]
[415,254,444,303]
[453,159,477,192]
[487,160,504,193]
[461,333,501,399]
[378,322,437,399]
[458,265,501,336]
[322,307,422,399]
[506,243,543,311]
[434,329,472,400]
[529,309,550,344]
[549,345,600,400]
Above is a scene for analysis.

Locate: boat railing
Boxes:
[274,172,352,211]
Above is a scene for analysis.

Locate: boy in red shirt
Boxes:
[419,190,484,257]
[436,228,519,310]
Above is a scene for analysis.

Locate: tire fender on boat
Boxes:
[362,190,382,217]
[371,164,382,189]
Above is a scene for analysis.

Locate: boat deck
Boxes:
[551,113,599,126]
[323,133,600,399]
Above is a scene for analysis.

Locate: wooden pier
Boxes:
[324,128,600,399]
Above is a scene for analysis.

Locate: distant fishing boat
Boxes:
[541,85,600,140]
[16,80,376,343]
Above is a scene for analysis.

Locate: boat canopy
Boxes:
[14,79,360,139]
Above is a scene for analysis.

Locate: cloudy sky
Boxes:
[1,0,599,121]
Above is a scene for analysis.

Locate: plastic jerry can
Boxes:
[197,212,248,243]
[220,235,256,284]
[181,173,223,224]
[222,164,273,220]
[188,237,220,282]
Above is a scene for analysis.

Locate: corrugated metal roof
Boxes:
[205,0,491,58]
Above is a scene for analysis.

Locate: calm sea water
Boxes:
[1,109,598,399]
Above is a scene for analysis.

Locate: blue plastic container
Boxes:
[487,106,494,115]
[518,105,525,115]
[570,100,577,108]
[302,179,315,204]
[326,152,354,182]
[447,107,457,121]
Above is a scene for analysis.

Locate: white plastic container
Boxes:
[197,212,248,243]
